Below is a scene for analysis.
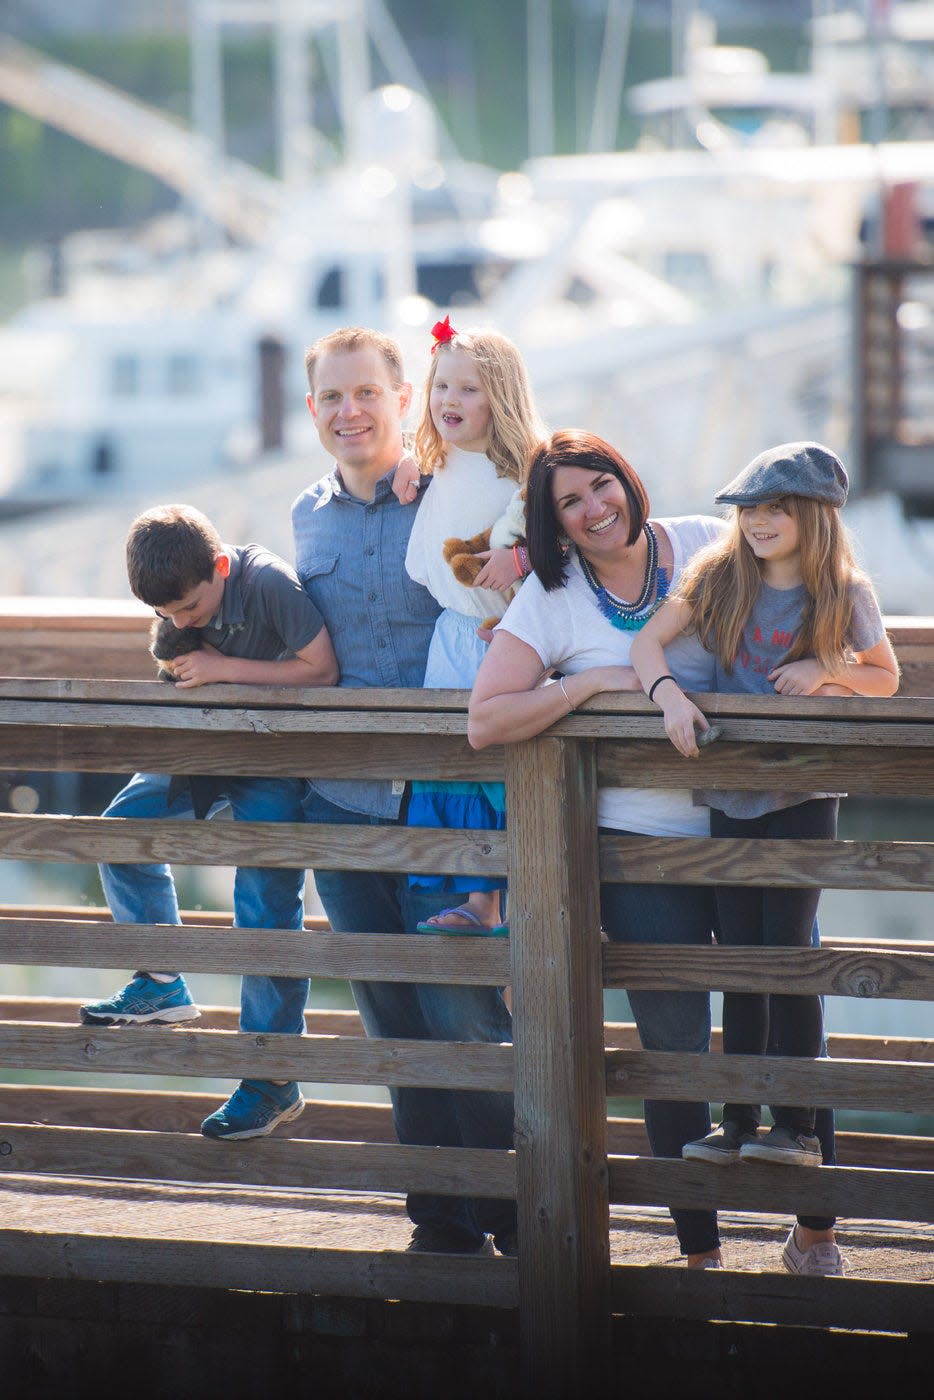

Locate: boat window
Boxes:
[166,354,201,396]
[315,267,345,310]
[111,355,140,397]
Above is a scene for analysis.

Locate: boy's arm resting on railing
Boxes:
[467,628,639,749]
[172,629,339,689]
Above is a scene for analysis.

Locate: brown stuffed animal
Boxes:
[442,484,527,587]
[149,617,203,683]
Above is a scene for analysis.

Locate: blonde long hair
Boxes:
[413,329,545,483]
[678,496,869,675]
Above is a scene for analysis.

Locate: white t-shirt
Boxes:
[405,445,520,620]
[495,514,726,837]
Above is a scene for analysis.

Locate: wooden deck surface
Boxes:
[2,1172,930,1283]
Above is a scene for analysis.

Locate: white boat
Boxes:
[2,3,934,578]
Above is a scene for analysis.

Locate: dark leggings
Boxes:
[712,797,838,1232]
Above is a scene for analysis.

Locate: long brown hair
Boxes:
[413,329,545,484]
[677,496,869,674]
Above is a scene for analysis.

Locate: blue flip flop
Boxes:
[417,905,506,936]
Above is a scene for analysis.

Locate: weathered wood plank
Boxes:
[600,834,934,892]
[1,1085,929,1170]
[2,675,932,720]
[0,698,477,735]
[0,1124,516,1197]
[607,1156,934,1224]
[605,1050,931,1113]
[0,815,509,878]
[3,1003,929,1063]
[0,727,505,780]
[0,997,365,1036]
[0,1082,394,1139]
[596,741,934,796]
[505,735,610,1397]
[602,945,934,1000]
[609,1264,933,1333]
[0,921,511,983]
[0,1227,518,1308]
[0,1024,514,1091]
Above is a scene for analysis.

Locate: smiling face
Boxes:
[739,498,801,571]
[307,346,412,490]
[551,465,632,561]
[429,346,492,454]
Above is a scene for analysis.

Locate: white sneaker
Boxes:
[781,1227,847,1276]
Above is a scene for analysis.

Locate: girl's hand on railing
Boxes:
[659,687,710,757]
[769,658,828,695]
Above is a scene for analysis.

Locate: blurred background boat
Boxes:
[1,0,934,604]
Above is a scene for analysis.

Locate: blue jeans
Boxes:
[304,785,516,1245]
[98,772,308,1033]
[600,848,720,1257]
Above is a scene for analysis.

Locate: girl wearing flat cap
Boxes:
[630,440,899,1276]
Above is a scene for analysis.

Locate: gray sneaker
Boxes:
[781,1227,847,1275]
[740,1126,822,1166]
[682,1121,759,1164]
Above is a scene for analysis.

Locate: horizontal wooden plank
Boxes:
[0,727,505,780]
[0,997,365,1036]
[0,698,475,736]
[3,1002,930,1065]
[0,815,509,878]
[596,740,934,796]
[0,921,512,984]
[2,675,931,720]
[600,834,934,892]
[0,1227,518,1308]
[0,1083,395,1140]
[0,1124,516,1198]
[0,1024,514,1091]
[2,1084,928,1170]
[607,1156,933,1225]
[609,1264,933,1333]
[605,1050,930,1113]
[602,946,934,1000]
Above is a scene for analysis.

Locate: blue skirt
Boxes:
[407,780,506,892]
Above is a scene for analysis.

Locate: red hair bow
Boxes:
[430,314,457,353]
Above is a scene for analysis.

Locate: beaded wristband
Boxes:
[648,674,677,704]
[512,543,529,578]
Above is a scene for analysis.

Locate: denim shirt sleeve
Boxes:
[292,471,441,817]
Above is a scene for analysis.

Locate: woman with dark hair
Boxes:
[468,428,726,1268]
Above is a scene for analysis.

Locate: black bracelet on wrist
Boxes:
[648,674,677,704]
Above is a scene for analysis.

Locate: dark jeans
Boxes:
[600,853,720,1258]
[713,797,838,1232]
[305,786,516,1247]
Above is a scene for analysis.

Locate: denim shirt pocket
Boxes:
[299,560,343,632]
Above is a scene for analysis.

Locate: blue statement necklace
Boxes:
[577,522,670,631]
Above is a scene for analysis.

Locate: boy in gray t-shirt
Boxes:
[80,504,339,1143]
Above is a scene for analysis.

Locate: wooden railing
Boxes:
[0,626,932,1396]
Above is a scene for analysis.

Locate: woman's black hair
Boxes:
[524,430,650,591]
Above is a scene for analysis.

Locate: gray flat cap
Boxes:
[715,441,849,508]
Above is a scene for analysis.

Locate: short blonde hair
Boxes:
[413,329,545,484]
[304,326,405,394]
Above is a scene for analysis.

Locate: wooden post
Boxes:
[505,735,611,1396]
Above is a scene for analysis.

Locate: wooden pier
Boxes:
[0,606,931,1397]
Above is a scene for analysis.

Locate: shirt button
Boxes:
[378,639,386,649]
[366,547,375,556]
[368,591,377,602]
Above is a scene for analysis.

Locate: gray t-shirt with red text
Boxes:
[696,576,885,819]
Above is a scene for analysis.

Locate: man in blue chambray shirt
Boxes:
[292,326,517,1258]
